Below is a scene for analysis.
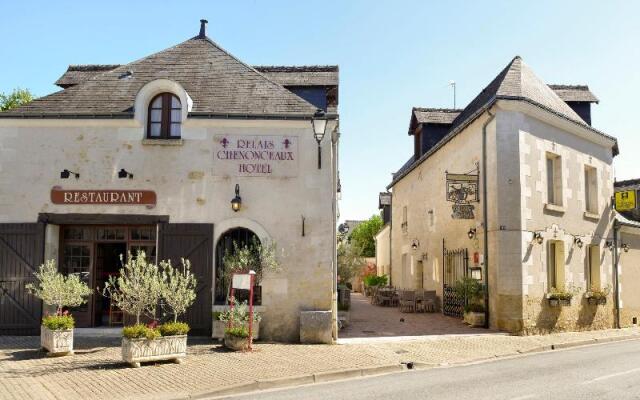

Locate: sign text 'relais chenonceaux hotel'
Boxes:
[213,135,299,177]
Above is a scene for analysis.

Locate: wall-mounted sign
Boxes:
[51,188,157,206]
[615,190,637,211]
[446,172,479,219]
[213,135,298,177]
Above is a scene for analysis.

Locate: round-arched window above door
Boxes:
[215,227,260,305]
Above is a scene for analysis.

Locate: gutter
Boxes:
[482,108,496,329]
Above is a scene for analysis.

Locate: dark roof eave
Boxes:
[0,112,134,119]
[387,97,618,189]
[0,111,338,121]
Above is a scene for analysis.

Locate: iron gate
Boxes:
[442,246,468,319]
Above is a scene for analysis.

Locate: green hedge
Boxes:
[42,314,74,330]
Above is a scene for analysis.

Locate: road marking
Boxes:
[582,367,640,384]
[510,395,536,400]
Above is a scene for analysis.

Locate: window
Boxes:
[587,245,601,290]
[584,166,598,214]
[548,240,565,290]
[546,153,563,206]
[401,206,408,233]
[147,93,182,139]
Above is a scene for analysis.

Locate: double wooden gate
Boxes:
[442,246,468,319]
[0,221,214,336]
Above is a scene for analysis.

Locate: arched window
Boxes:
[215,228,261,305]
[147,93,182,139]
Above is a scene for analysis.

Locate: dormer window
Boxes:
[147,93,182,139]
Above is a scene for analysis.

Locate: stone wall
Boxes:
[620,226,640,327]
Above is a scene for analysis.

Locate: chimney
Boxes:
[198,19,208,38]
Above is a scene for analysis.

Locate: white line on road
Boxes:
[510,394,536,400]
[582,367,640,384]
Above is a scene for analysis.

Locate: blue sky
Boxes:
[1,1,638,221]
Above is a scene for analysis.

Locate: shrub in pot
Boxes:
[586,285,610,306]
[224,326,250,351]
[26,260,91,356]
[217,297,261,343]
[453,277,485,327]
[546,285,580,307]
[104,252,196,367]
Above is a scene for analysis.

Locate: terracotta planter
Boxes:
[212,320,259,340]
[224,333,249,351]
[548,298,571,307]
[122,335,187,368]
[41,326,73,356]
[463,312,485,327]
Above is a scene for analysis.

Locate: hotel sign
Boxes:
[213,135,298,177]
[51,188,157,206]
[615,190,637,212]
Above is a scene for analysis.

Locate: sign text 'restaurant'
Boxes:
[50,188,157,205]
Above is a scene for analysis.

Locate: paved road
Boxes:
[218,339,640,400]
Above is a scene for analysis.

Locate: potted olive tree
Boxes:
[103,252,196,368]
[219,297,261,351]
[454,277,485,327]
[26,260,91,356]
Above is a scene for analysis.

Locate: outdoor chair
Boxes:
[399,290,416,313]
[415,288,426,313]
[378,289,394,306]
[422,290,438,312]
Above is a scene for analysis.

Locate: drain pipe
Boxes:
[482,107,496,329]
[613,219,621,329]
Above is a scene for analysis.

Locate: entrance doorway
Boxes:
[215,227,260,305]
[59,225,157,327]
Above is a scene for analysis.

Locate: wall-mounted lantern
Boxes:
[573,236,584,249]
[467,228,477,240]
[231,184,242,212]
[311,109,328,169]
[533,232,544,245]
[411,239,419,251]
[118,168,133,179]
[60,169,80,179]
[622,243,630,253]
[605,240,614,251]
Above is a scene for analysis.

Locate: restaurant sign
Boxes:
[446,171,479,220]
[615,190,637,212]
[213,135,298,177]
[51,187,157,206]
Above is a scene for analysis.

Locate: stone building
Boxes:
[379,56,620,333]
[0,21,339,343]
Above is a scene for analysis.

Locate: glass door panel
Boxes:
[62,243,93,327]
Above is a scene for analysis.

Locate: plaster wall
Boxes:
[0,117,337,342]
[619,227,640,327]
[375,224,391,276]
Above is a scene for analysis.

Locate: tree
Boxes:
[25,260,92,316]
[103,251,164,325]
[349,215,383,257]
[0,88,34,111]
[221,238,281,297]
[337,242,364,285]
[160,258,197,323]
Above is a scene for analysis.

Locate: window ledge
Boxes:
[142,138,183,146]
[544,203,566,213]
[583,211,600,221]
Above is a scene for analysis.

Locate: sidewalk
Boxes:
[1,328,639,400]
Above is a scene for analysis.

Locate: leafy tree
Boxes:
[103,251,164,325]
[337,242,364,285]
[160,258,197,323]
[349,215,383,257]
[221,238,281,298]
[0,88,34,111]
[26,260,92,316]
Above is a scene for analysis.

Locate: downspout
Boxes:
[482,108,496,329]
[613,219,621,329]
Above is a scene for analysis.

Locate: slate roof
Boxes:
[413,108,461,125]
[254,66,338,86]
[1,36,320,118]
[548,84,599,103]
[54,65,121,88]
[389,56,618,188]
[615,178,640,189]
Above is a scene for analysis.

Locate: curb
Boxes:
[189,334,640,399]
[190,363,408,399]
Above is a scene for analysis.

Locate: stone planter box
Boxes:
[587,296,607,306]
[224,333,249,351]
[548,298,571,307]
[41,326,73,356]
[122,335,187,368]
[463,312,485,327]
[212,320,259,340]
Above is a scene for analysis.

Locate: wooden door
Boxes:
[159,223,213,336]
[0,223,45,335]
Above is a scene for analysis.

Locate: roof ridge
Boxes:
[67,64,122,71]
[254,65,339,72]
[548,84,591,89]
[413,107,463,112]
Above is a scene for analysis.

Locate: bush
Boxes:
[547,285,580,301]
[587,285,611,300]
[123,324,161,340]
[225,326,249,338]
[218,298,261,324]
[465,303,484,313]
[42,314,74,330]
[363,274,388,288]
[159,322,190,336]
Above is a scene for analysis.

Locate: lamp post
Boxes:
[311,109,328,169]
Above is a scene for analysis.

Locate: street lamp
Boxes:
[311,109,328,169]
[231,184,242,212]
